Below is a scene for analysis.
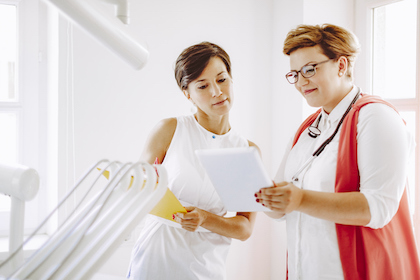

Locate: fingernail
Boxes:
[259,190,261,193]
[256,199,260,202]
[254,193,257,197]
[172,214,175,219]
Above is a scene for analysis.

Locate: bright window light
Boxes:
[0,3,18,212]
[0,4,17,102]
[372,0,417,99]
[0,112,17,211]
[400,111,416,215]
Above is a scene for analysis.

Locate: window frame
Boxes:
[0,0,47,238]
[355,0,420,252]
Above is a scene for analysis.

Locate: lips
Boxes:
[213,98,227,106]
[304,88,316,95]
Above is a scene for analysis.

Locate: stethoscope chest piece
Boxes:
[308,127,321,138]
[308,114,322,138]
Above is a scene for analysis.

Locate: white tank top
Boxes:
[127,115,250,280]
[163,114,249,216]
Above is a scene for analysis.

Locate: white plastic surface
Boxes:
[44,0,149,70]
[0,160,167,280]
[0,162,39,201]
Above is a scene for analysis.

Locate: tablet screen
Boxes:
[195,147,272,212]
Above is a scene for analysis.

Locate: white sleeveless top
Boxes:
[127,115,249,280]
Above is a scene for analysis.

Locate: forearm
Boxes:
[257,183,371,226]
[201,211,256,241]
[298,190,371,226]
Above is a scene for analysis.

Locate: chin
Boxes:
[304,97,323,109]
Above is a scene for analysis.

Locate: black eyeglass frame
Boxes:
[285,59,332,84]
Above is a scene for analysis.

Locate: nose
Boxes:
[296,72,309,87]
[211,83,223,97]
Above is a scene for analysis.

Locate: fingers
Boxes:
[172,213,183,223]
[254,181,297,213]
[258,181,289,195]
[173,208,203,232]
[184,206,195,212]
[255,182,290,202]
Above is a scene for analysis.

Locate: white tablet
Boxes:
[195,147,273,212]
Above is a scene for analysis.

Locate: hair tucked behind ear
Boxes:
[174,42,231,90]
[283,24,360,79]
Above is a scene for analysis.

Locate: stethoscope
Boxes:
[291,88,361,182]
[308,115,322,138]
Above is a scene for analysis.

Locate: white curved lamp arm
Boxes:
[43,0,149,70]
[99,0,129,24]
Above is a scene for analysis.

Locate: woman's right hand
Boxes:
[173,206,208,232]
[255,181,304,214]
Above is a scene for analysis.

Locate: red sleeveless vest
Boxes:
[292,94,420,279]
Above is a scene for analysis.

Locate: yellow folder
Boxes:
[98,168,186,222]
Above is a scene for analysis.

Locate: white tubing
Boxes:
[6,161,167,280]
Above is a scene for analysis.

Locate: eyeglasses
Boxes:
[285,59,332,84]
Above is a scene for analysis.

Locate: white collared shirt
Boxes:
[274,86,415,280]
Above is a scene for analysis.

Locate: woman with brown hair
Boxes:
[127,42,258,280]
[255,24,420,279]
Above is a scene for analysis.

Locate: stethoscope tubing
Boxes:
[291,88,361,182]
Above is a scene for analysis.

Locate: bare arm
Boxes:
[176,140,259,241]
[144,121,257,240]
[139,118,177,164]
[256,181,371,226]
[175,208,256,241]
[175,141,261,241]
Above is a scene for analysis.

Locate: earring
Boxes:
[190,102,197,113]
[339,72,343,77]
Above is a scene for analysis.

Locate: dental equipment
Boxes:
[44,0,149,70]
[0,160,167,280]
[0,163,40,272]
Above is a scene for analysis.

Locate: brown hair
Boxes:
[174,42,231,90]
[283,24,360,79]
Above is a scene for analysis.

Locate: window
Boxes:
[372,0,419,233]
[0,0,46,238]
[357,0,420,252]
[372,0,417,100]
[0,3,17,213]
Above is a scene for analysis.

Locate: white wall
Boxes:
[49,0,356,279]
[54,0,275,279]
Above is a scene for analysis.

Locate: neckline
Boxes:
[191,115,232,138]
[322,86,359,125]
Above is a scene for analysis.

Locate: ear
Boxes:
[337,56,348,77]
[183,90,196,105]
[183,90,190,100]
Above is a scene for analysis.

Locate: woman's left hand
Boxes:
[255,181,304,213]
[174,206,208,232]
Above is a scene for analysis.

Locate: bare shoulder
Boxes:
[153,117,177,136]
[140,117,177,163]
[150,117,178,148]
